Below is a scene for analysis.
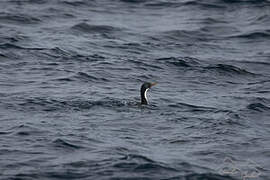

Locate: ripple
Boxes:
[0,12,41,24]
[114,154,178,173]
[221,0,270,4]
[145,1,182,8]
[0,43,46,50]
[59,0,91,7]
[247,103,270,112]
[168,102,218,112]
[9,97,145,112]
[181,173,236,180]
[120,0,147,3]
[229,30,270,39]
[0,43,25,50]
[71,23,121,34]
[52,138,83,149]
[182,1,226,9]
[160,29,211,41]
[75,72,109,82]
[205,64,256,76]
[156,56,200,67]
[120,154,155,163]
[10,124,49,136]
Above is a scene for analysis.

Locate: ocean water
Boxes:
[0,0,270,179]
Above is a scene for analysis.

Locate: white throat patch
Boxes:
[144,88,149,103]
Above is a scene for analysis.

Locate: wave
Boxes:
[114,154,178,173]
[52,138,83,150]
[39,47,106,63]
[128,58,163,70]
[8,97,146,112]
[0,43,46,50]
[159,28,221,42]
[107,42,150,54]
[14,125,46,136]
[112,155,235,179]
[71,23,121,34]
[168,102,218,112]
[123,0,269,8]
[0,124,50,137]
[74,72,109,82]
[0,12,41,24]
[0,52,7,58]
[59,0,92,7]
[156,56,200,68]
[237,60,270,66]
[229,30,270,39]
[161,29,204,41]
[202,17,229,24]
[120,154,155,163]
[253,14,270,24]
[205,64,256,76]
[177,173,236,180]
[0,34,29,44]
[221,0,270,4]
[0,43,25,50]
[120,0,147,3]
[7,0,47,4]
[246,102,270,112]
[145,1,183,7]
[182,1,227,9]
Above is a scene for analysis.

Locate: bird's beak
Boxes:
[150,82,157,87]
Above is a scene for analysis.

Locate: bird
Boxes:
[140,82,157,105]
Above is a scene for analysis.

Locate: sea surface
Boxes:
[0,0,270,179]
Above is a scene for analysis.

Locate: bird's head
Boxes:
[141,82,157,90]
[140,82,157,105]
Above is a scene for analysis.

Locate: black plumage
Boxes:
[140,82,157,105]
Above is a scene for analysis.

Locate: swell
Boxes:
[104,42,150,54]
[113,154,178,173]
[178,173,236,179]
[0,124,49,137]
[128,58,164,70]
[156,56,200,68]
[71,23,122,34]
[0,43,46,50]
[145,1,227,9]
[247,103,270,112]
[160,29,213,42]
[73,72,109,82]
[120,0,147,3]
[229,30,270,39]
[145,0,270,9]
[52,138,84,150]
[7,0,47,4]
[180,1,227,9]
[0,12,41,24]
[238,97,270,112]
[221,0,270,4]
[168,102,224,113]
[60,153,233,180]
[0,45,106,63]
[58,0,94,7]
[4,153,235,180]
[204,64,257,76]
[155,56,257,77]
[4,97,142,112]
[0,34,29,44]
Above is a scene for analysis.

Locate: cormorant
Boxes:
[140,82,157,105]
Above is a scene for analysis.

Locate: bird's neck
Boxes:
[141,88,149,105]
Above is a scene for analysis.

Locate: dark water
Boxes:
[1,0,270,179]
